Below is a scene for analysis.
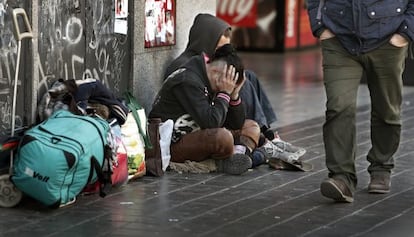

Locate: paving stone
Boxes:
[2,51,414,236]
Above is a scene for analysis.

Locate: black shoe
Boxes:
[320,178,354,203]
[216,153,252,175]
[368,173,390,194]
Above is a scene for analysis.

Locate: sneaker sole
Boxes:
[368,180,391,194]
[320,180,353,203]
[218,154,252,175]
[268,158,313,172]
[295,149,306,157]
[368,189,390,194]
[368,187,390,194]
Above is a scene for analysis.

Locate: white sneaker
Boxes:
[259,140,299,164]
[272,133,306,157]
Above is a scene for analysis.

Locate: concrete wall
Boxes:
[0,0,216,131]
[132,0,216,111]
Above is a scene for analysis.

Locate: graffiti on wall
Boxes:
[38,0,130,97]
[0,0,131,132]
[86,0,128,94]
[0,0,25,133]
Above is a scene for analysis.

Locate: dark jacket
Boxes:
[150,55,245,142]
[74,79,128,125]
[307,0,414,55]
[162,13,277,127]
[163,13,230,79]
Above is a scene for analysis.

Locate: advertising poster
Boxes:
[216,0,257,28]
[114,0,128,35]
[298,0,317,48]
[217,0,282,51]
[217,0,317,51]
[284,0,317,49]
[284,0,298,49]
[144,0,176,48]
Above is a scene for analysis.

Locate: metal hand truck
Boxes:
[0,8,33,208]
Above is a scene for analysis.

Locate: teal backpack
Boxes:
[11,110,111,208]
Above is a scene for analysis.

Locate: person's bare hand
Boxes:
[390,34,409,47]
[216,64,239,95]
[231,71,246,100]
[320,29,335,40]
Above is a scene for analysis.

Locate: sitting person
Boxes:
[149,44,261,175]
[163,13,305,167]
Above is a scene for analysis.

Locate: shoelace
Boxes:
[273,138,306,156]
[263,142,283,156]
[264,142,301,163]
[272,139,290,152]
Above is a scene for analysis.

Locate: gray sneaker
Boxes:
[272,137,306,157]
[216,153,252,175]
[259,140,300,163]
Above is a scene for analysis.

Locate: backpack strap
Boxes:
[89,154,112,198]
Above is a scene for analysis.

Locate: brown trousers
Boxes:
[170,119,260,163]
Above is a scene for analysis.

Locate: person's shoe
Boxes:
[272,133,306,157]
[258,140,300,163]
[216,153,252,175]
[320,178,354,203]
[368,173,391,194]
[250,149,267,168]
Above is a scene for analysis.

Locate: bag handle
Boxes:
[89,155,112,198]
[123,91,153,149]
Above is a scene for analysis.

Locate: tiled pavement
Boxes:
[1,48,414,237]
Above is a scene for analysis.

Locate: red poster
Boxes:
[284,0,298,49]
[298,0,318,47]
[216,0,257,28]
[144,0,176,48]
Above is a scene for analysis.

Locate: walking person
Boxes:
[307,0,413,202]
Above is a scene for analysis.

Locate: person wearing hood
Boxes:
[164,14,275,132]
[150,44,260,175]
[164,13,306,165]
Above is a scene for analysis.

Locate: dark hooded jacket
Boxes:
[162,13,277,128]
[163,13,230,79]
[150,55,245,142]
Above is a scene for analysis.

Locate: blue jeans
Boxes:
[240,69,277,128]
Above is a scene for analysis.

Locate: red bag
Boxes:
[110,141,129,187]
[83,125,128,194]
